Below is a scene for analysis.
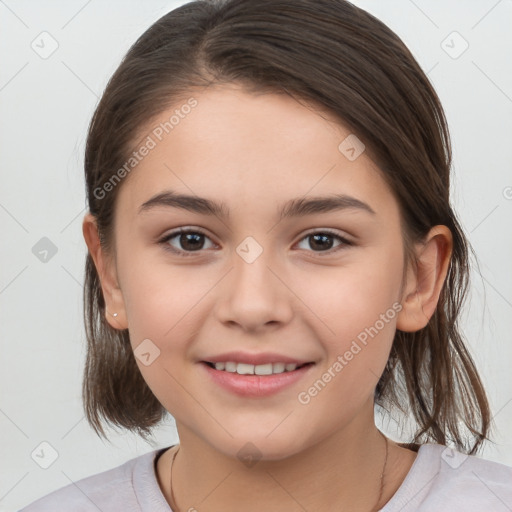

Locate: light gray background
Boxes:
[1,1,511,511]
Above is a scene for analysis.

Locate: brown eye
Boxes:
[159,229,215,256]
[296,230,352,255]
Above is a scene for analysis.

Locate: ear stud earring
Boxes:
[107,310,118,318]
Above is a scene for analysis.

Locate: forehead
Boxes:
[115,84,399,222]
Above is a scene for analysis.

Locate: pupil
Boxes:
[181,233,203,251]
[178,233,333,252]
[311,234,332,251]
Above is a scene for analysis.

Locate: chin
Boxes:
[205,428,314,464]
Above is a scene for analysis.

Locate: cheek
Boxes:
[123,268,205,347]
[118,238,188,329]
[307,254,401,332]
[119,261,209,413]
[300,250,402,379]
[295,270,400,419]
[118,250,220,376]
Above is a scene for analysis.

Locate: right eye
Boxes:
[158,228,217,257]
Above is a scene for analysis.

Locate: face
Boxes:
[101,84,409,460]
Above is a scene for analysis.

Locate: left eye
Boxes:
[158,229,352,257]
[296,231,352,254]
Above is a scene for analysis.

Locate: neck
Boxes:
[157,408,416,512]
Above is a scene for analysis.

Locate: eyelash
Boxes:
[157,227,353,258]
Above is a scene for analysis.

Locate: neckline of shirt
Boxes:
[135,442,441,512]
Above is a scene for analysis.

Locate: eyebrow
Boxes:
[138,190,376,220]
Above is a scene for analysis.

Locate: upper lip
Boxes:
[201,351,314,366]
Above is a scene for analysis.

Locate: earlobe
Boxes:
[105,308,127,330]
[396,225,453,333]
[82,213,129,330]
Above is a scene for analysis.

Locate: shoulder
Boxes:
[430,444,512,502]
[17,448,167,512]
[383,443,512,512]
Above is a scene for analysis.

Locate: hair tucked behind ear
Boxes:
[82,0,491,453]
[83,256,166,442]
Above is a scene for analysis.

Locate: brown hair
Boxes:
[82,0,491,453]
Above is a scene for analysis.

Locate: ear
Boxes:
[82,212,128,330]
[396,225,453,332]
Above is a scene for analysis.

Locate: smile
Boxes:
[200,360,315,397]
[204,361,312,375]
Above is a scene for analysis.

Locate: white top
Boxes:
[18,443,512,511]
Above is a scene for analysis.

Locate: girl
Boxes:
[20,0,512,510]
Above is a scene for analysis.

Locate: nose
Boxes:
[214,245,294,333]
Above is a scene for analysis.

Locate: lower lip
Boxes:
[200,362,314,397]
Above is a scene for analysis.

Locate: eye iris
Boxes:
[310,233,333,251]
[170,231,340,253]
[180,232,204,251]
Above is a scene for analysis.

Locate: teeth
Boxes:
[210,361,300,375]
[237,363,254,375]
[273,362,285,373]
[255,363,273,375]
[225,362,237,372]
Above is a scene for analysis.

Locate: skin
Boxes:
[83,83,453,512]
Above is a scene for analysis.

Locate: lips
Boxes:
[199,351,316,397]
